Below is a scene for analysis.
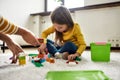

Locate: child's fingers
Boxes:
[68,55,72,60]
[38,47,41,52]
[68,55,76,60]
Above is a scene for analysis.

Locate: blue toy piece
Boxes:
[40,58,46,63]
[47,53,51,58]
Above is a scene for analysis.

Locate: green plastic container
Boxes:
[45,70,111,80]
[90,42,111,62]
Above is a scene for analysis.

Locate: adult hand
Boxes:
[0,33,23,63]
[6,41,23,63]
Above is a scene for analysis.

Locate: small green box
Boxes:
[90,42,111,62]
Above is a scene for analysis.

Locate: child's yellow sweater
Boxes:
[41,23,86,55]
[0,15,18,34]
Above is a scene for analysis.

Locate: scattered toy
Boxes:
[18,52,26,65]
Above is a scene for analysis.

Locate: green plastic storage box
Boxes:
[90,42,111,62]
[45,70,111,80]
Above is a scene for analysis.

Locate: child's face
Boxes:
[53,23,68,32]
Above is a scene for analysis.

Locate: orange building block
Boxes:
[46,58,55,63]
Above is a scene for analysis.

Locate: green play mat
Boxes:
[45,70,111,80]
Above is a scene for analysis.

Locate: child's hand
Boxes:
[68,53,80,60]
[38,43,46,54]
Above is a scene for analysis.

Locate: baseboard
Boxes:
[1,45,38,49]
[1,45,120,50]
[86,46,120,50]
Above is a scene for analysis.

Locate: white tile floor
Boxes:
[0,48,120,80]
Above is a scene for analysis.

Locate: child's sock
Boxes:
[54,52,62,59]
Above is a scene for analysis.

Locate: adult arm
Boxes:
[15,27,39,46]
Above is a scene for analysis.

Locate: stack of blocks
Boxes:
[19,52,26,65]
[90,42,111,62]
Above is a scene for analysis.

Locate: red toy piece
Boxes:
[38,54,44,58]
[66,60,78,64]
[38,38,44,44]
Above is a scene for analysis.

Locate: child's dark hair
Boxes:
[50,6,74,44]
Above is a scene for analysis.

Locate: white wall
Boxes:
[75,6,120,46]
[83,0,120,47]
[0,0,44,45]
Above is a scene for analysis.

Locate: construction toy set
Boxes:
[16,40,111,79]
[28,53,55,67]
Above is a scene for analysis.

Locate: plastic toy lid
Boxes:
[45,70,111,80]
